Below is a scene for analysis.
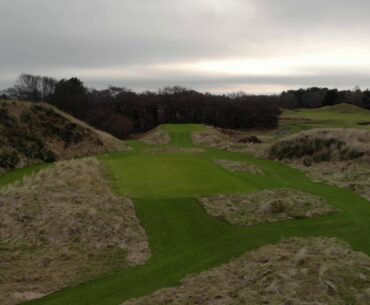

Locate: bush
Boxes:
[0,152,19,169]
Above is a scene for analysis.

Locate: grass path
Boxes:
[2,124,369,305]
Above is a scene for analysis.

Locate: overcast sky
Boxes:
[1,0,370,94]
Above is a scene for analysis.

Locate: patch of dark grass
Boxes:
[0,152,20,169]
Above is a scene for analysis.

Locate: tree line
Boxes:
[280,87,370,109]
[1,74,281,138]
[2,74,369,139]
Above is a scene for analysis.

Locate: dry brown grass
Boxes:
[124,237,370,305]
[0,158,150,305]
[192,129,269,158]
[199,189,336,226]
[294,159,370,201]
[213,159,263,174]
[269,128,370,165]
[0,100,128,174]
[140,128,171,145]
[269,128,370,201]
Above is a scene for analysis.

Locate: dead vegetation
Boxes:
[192,128,270,158]
[0,100,128,174]
[199,189,336,226]
[269,128,370,165]
[124,237,370,305]
[0,158,150,305]
[294,160,370,201]
[213,159,263,174]
[269,129,370,201]
[140,128,171,145]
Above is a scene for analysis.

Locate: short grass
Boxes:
[4,123,370,305]
[280,103,370,133]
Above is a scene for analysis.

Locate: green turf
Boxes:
[161,123,208,147]
[7,123,370,305]
[280,103,370,133]
[0,163,49,188]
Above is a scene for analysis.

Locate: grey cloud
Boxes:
[1,0,370,93]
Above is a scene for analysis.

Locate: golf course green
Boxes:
[2,124,370,305]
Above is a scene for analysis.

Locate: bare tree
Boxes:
[5,73,57,101]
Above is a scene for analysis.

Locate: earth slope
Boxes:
[0,100,127,174]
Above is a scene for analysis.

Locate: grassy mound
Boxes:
[280,105,370,133]
[0,158,149,305]
[269,128,370,165]
[200,189,336,226]
[192,128,269,158]
[124,238,370,305]
[313,103,370,114]
[270,128,370,200]
[0,100,127,173]
[213,159,263,174]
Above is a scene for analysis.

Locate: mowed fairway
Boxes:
[3,124,369,305]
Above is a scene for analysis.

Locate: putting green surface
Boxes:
[3,124,369,305]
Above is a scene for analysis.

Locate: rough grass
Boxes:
[213,159,263,174]
[200,189,336,226]
[192,128,269,158]
[269,128,370,200]
[124,237,370,305]
[0,100,127,174]
[0,158,150,305]
[269,128,370,165]
[140,127,171,145]
[294,160,370,201]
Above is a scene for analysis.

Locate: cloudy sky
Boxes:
[1,0,370,94]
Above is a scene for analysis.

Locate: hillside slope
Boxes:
[269,128,370,164]
[312,103,370,114]
[269,128,370,200]
[0,100,128,173]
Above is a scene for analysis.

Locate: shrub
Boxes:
[0,152,19,169]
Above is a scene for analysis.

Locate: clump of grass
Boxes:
[199,189,336,226]
[192,129,269,158]
[124,237,370,305]
[140,128,171,145]
[0,158,150,305]
[269,128,370,165]
[213,159,263,175]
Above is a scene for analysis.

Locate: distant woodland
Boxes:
[2,74,369,138]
